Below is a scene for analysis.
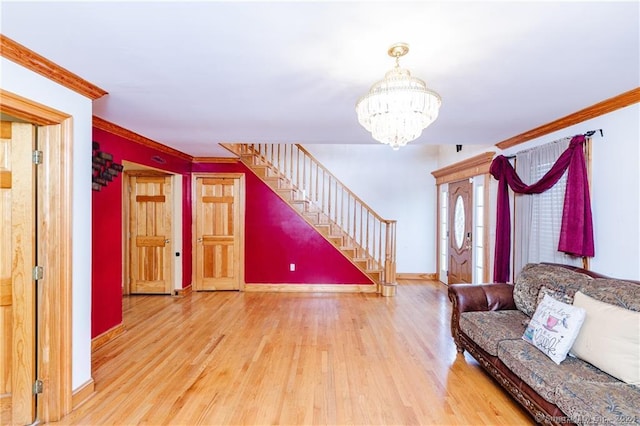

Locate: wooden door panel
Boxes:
[0,122,12,398]
[448,179,473,284]
[195,177,240,291]
[0,121,36,424]
[129,175,172,294]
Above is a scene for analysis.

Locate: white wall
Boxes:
[1,58,93,390]
[436,144,496,169]
[500,104,640,280]
[304,144,439,274]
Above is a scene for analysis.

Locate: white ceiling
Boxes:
[2,1,638,157]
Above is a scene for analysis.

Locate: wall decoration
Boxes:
[92,141,123,191]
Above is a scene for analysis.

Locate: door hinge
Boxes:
[32,150,43,165]
[33,379,43,394]
[33,266,44,281]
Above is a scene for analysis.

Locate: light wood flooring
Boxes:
[50,282,532,425]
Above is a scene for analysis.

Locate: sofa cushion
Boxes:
[577,278,640,311]
[571,291,640,385]
[537,285,575,305]
[459,310,527,356]
[497,339,618,405]
[513,263,592,317]
[555,381,640,425]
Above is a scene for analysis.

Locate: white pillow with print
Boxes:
[523,293,586,364]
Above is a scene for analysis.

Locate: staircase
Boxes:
[222,143,397,296]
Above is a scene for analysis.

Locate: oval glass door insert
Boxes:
[454,195,465,249]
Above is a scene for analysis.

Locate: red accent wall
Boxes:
[91,128,192,337]
[92,129,373,338]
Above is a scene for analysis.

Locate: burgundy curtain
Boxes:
[490,135,594,282]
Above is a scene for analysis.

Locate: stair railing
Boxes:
[229,143,396,285]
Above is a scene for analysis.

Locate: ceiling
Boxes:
[2,1,638,157]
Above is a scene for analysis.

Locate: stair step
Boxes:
[315,224,331,236]
[291,199,310,213]
[276,188,297,201]
[353,258,369,269]
[303,211,321,224]
[327,235,343,245]
[240,153,257,165]
[263,175,287,189]
[366,269,383,282]
[251,165,273,178]
[340,246,356,257]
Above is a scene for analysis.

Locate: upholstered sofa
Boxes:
[448,263,640,425]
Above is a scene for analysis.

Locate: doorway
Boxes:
[125,170,174,295]
[193,174,245,291]
[448,179,473,284]
[0,107,74,423]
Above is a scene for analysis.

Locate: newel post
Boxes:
[382,220,397,297]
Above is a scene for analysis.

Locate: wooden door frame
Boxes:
[0,89,74,421]
[123,169,175,295]
[431,152,495,284]
[191,173,246,291]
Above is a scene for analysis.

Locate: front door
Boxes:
[448,179,473,284]
[0,121,37,424]
[194,176,241,291]
[127,172,173,294]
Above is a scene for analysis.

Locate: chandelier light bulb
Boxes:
[356,43,442,150]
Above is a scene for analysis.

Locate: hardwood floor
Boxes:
[50,282,532,425]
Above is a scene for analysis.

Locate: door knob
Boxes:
[197,237,203,242]
[465,233,472,250]
[165,239,170,244]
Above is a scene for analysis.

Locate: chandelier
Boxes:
[356,43,442,150]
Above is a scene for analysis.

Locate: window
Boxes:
[473,178,484,283]
[439,185,448,283]
[513,138,583,276]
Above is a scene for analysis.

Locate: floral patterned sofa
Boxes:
[448,263,640,425]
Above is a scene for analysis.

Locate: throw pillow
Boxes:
[522,293,586,364]
[570,291,640,385]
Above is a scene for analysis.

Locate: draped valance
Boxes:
[490,135,594,282]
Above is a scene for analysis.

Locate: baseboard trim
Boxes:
[91,322,126,351]
[72,378,95,409]
[244,284,377,293]
[397,272,438,281]
[174,284,193,297]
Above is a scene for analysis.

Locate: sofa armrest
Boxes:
[448,283,516,353]
[448,283,516,313]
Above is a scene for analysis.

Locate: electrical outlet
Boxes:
[289,263,296,272]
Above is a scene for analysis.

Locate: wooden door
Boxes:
[448,179,473,284]
[128,173,173,294]
[194,177,241,291]
[0,121,37,424]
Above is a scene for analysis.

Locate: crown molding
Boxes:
[496,87,640,150]
[431,151,496,185]
[93,116,193,162]
[0,34,108,100]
